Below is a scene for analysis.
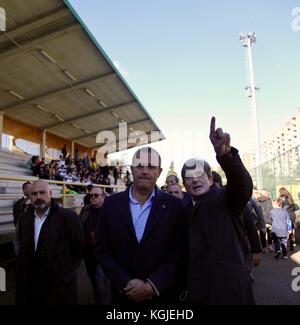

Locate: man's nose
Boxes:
[140,166,150,173]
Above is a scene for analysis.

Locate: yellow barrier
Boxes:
[0,175,126,208]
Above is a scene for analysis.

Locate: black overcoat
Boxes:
[16,200,84,305]
[187,148,254,305]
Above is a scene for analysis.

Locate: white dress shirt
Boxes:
[34,207,50,251]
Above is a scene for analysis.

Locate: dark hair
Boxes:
[22,181,31,189]
[160,185,168,192]
[212,171,223,187]
[181,159,212,180]
[279,187,294,204]
[132,147,161,168]
[167,183,182,191]
[87,184,93,192]
[166,175,179,183]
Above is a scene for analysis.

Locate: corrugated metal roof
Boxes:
[0,0,165,150]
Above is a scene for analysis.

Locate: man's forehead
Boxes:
[132,150,160,166]
[31,181,49,191]
[184,159,205,177]
[167,175,176,181]
[169,184,181,191]
[91,188,102,194]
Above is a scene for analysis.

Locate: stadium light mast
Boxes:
[240,32,263,190]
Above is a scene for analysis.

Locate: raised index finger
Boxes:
[210,116,216,136]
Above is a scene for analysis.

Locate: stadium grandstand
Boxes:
[0,0,164,252]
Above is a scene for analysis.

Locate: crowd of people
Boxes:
[26,147,132,193]
[12,117,299,306]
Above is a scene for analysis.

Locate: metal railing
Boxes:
[0,175,126,208]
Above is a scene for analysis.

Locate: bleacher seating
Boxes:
[0,148,33,176]
[0,149,62,244]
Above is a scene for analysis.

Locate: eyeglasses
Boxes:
[90,193,103,198]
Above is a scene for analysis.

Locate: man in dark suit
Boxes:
[16,180,84,305]
[181,117,254,305]
[13,181,32,255]
[96,147,187,304]
[13,181,32,227]
[79,186,109,304]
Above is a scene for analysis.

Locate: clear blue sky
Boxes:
[69,0,300,183]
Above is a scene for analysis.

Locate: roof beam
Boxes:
[0,8,80,60]
[71,117,150,141]
[0,72,115,112]
[43,100,136,130]
[1,7,70,39]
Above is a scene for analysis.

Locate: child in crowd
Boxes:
[268,198,292,259]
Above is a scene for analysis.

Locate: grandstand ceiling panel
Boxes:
[0,0,164,151]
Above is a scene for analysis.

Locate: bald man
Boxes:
[16,180,84,305]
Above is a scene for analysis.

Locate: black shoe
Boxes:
[274,251,281,259]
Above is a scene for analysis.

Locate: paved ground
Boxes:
[1,246,300,305]
[252,245,300,305]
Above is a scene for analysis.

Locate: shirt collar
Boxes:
[34,206,50,220]
[129,185,155,205]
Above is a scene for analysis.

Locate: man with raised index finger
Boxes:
[181,117,255,305]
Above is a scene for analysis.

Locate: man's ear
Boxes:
[159,167,163,177]
[208,176,214,186]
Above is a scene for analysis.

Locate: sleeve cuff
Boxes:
[147,279,160,296]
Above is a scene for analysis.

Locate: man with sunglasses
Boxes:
[16,180,84,305]
[79,187,109,304]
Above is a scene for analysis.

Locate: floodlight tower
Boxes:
[240,32,263,189]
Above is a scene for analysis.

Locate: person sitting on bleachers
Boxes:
[55,164,67,181]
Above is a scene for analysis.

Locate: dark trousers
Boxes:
[84,258,110,304]
[289,222,295,250]
[260,226,272,248]
[271,233,287,256]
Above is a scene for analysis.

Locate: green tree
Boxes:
[167,161,178,177]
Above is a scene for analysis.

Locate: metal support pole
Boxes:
[41,130,46,158]
[240,32,263,189]
[62,182,66,208]
[0,113,4,149]
[71,141,75,160]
